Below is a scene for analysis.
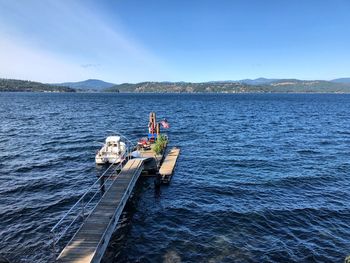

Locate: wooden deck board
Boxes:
[159,148,180,177]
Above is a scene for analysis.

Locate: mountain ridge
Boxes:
[105,79,350,93]
[331,78,350,84]
[2,77,350,93]
[53,79,115,91]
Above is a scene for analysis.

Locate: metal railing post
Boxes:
[81,196,85,220]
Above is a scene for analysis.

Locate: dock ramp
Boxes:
[56,158,144,263]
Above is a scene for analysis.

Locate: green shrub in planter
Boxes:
[154,135,167,155]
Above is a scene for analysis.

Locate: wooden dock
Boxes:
[54,137,180,262]
[159,147,180,183]
[57,158,144,263]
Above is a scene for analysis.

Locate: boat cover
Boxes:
[106,136,121,143]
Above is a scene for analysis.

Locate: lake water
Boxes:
[0,93,350,262]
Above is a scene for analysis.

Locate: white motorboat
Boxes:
[95,136,127,164]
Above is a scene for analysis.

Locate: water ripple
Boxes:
[0,93,350,262]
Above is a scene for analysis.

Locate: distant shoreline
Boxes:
[2,91,350,94]
[2,78,350,93]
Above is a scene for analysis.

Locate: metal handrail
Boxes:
[51,161,118,233]
[53,161,124,244]
[53,162,121,230]
[51,163,122,246]
[50,135,135,250]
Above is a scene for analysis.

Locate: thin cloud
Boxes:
[81,63,101,69]
[0,0,169,83]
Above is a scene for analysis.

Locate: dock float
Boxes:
[159,147,180,184]
[57,158,144,263]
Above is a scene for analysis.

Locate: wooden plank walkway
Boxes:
[57,158,144,263]
[159,147,180,183]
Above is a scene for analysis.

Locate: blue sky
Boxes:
[0,0,349,83]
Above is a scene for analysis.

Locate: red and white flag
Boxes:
[160,119,170,128]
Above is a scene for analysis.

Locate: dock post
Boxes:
[99,176,105,193]
[154,173,161,187]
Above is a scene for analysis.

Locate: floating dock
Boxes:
[52,112,180,263]
[159,147,180,184]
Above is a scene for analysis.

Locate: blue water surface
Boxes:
[0,93,349,262]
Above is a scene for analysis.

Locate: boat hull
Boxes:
[95,153,125,165]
